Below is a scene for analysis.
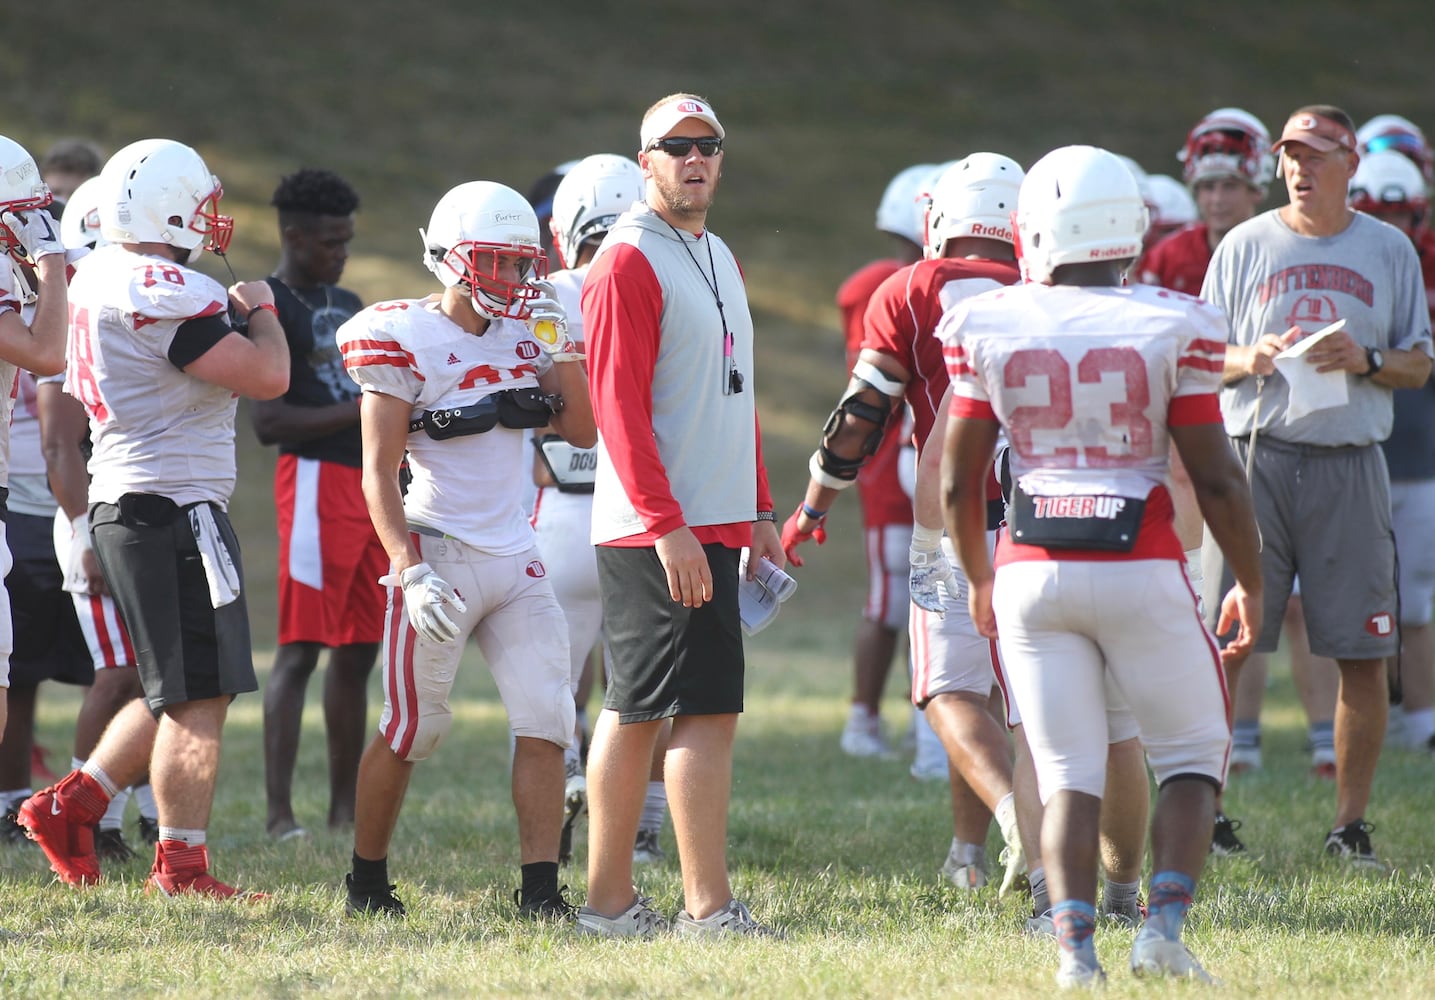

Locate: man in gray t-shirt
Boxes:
[1203,105,1433,868]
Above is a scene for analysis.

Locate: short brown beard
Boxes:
[651,171,717,220]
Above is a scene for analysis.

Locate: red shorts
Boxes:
[275,455,388,647]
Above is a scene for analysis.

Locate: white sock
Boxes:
[71,756,85,772]
[80,761,120,798]
[99,788,130,832]
[640,781,667,831]
[158,826,206,847]
[133,783,157,820]
[1403,707,1435,747]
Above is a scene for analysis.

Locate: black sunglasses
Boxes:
[647,136,723,157]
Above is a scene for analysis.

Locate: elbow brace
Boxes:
[810,361,900,489]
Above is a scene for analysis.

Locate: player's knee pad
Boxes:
[398,708,454,762]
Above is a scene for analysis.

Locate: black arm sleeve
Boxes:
[167,313,234,370]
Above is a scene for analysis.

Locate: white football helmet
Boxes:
[548,154,643,270]
[1015,145,1149,285]
[876,163,939,245]
[1349,149,1429,237]
[60,175,108,254]
[1146,174,1198,246]
[1178,107,1274,190]
[0,135,53,263]
[922,153,1023,259]
[1356,114,1433,189]
[99,139,232,262]
[420,180,546,319]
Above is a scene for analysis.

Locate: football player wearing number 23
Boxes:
[940,145,1261,987]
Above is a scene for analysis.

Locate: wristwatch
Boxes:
[1364,347,1384,376]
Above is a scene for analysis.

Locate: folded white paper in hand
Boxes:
[737,549,798,636]
[1273,319,1349,423]
[189,504,242,608]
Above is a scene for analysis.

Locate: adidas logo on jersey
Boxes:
[446,353,461,365]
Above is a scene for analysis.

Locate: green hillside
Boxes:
[7,1,1433,632]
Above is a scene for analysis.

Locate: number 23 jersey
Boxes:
[939,282,1227,562]
[338,296,554,554]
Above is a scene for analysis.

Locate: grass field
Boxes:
[4,643,1435,997]
[4,2,1435,996]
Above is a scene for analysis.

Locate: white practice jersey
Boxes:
[65,245,237,507]
[0,265,24,486]
[338,296,555,554]
[939,283,1226,501]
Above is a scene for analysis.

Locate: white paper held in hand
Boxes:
[737,548,798,635]
[1272,318,1348,423]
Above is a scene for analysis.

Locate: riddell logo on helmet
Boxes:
[1094,246,1136,259]
[970,223,1012,239]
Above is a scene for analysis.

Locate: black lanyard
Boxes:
[660,216,743,395]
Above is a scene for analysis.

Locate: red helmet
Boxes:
[1177,108,1273,190]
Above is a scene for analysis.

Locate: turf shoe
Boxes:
[146,841,264,899]
[574,894,668,937]
[516,884,577,921]
[940,841,988,890]
[1055,950,1106,990]
[1210,812,1246,856]
[18,772,109,886]
[93,827,136,863]
[1130,925,1217,983]
[1,809,32,847]
[673,898,783,938]
[633,827,666,865]
[1025,908,1056,938]
[1324,819,1386,870]
[559,758,585,865]
[345,873,405,916]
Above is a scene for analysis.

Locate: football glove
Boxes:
[780,506,827,568]
[909,544,959,618]
[525,280,582,360]
[380,562,467,644]
[1,209,63,261]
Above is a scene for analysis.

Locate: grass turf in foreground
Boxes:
[2,642,1434,998]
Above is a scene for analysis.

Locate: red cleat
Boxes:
[17,772,110,886]
[145,841,267,901]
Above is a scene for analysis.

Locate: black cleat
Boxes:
[515,884,577,922]
[345,873,406,916]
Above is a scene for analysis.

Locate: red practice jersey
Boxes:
[1137,223,1214,294]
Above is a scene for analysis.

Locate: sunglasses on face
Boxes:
[647,136,723,157]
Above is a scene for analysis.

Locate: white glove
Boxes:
[910,544,959,619]
[525,280,582,360]
[62,514,93,595]
[379,561,467,644]
[2,209,64,261]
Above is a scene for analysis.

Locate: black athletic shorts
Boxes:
[5,511,94,687]
[597,543,744,722]
[90,495,256,714]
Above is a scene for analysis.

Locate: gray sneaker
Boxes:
[633,827,666,865]
[673,898,783,938]
[575,895,668,938]
[1130,925,1217,983]
[939,841,988,890]
[1025,908,1056,938]
[1056,950,1106,990]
